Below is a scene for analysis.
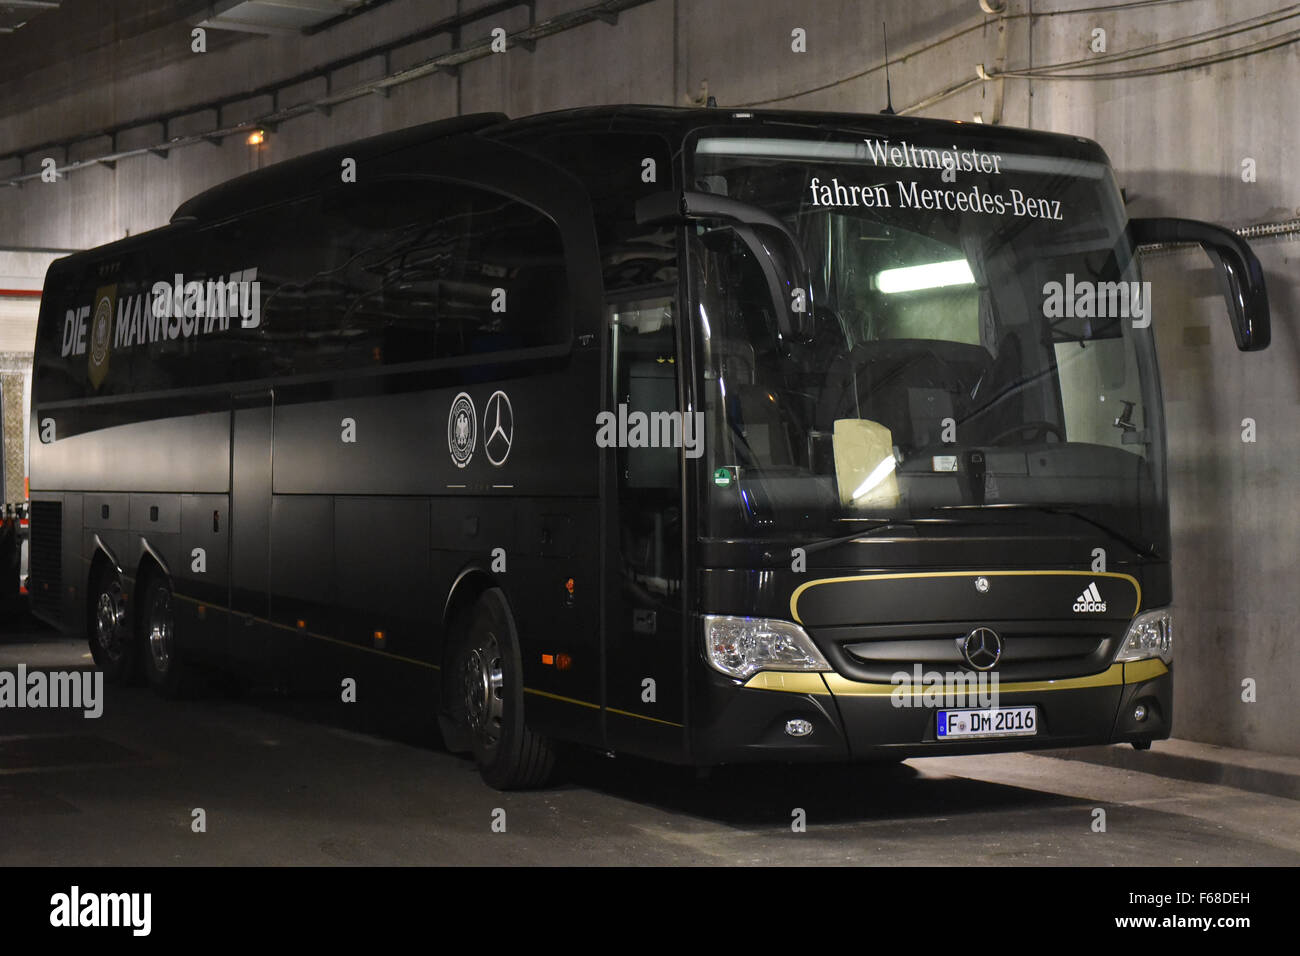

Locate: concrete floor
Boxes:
[3,626,1298,866]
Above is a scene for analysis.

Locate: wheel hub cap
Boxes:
[461,634,503,748]
[95,584,126,660]
[148,590,172,672]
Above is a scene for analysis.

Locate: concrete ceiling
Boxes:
[196,0,366,35]
[0,0,62,35]
[0,1,219,85]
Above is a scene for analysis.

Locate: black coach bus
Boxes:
[28,107,1269,788]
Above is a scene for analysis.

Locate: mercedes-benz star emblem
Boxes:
[483,390,513,467]
[975,576,990,593]
[961,627,1002,671]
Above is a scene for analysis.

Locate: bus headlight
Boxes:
[1114,608,1173,665]
[703,615,831,680]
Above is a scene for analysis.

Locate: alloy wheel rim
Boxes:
[461,631,504,751]
[95,581,126,661]
[148,588,173,673]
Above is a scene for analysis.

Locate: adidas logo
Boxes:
[1072,581,1107,613]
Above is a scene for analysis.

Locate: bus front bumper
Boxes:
[690,660,1171,764]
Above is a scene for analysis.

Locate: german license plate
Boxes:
[937,706,1038,739]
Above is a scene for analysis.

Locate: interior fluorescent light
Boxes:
[875,258,975,294]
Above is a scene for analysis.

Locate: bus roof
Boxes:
[167,105,1110,228]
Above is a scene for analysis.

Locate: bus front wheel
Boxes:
[453,588,555,790]
[89,564,136,685]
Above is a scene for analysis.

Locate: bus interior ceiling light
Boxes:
[875,258,975,293]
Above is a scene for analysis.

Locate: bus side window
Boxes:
[309,180,569,371]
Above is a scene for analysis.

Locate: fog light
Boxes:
[1133,704,1147,722]
[785,719,813,737]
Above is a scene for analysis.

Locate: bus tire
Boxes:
[454,588,555,790]
[88,563,137,685]
[140,574,195,699]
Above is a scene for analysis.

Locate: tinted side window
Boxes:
[506,132,677,294]
[32,226,270,402]
[34,179,571,401]
[268,179,569,375]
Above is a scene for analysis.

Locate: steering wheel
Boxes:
[988,420,1066,445]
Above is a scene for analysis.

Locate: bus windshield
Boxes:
[688,129,1167,555]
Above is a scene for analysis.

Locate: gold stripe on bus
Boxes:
[788,570,1142,624]
[742,672,830,694]
[170,594,683,725]
[739,661,1168,696]
[524,688,684,727]
[606,706,684,728]
[821,664,1128,696]
[524,687,600,710]
[171,592,441,670]
[1123,659,1169,683]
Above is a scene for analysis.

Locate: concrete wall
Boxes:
[0,0,1294,753]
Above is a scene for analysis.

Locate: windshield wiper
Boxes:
[804,517,971,554]
[928,503,1161,559]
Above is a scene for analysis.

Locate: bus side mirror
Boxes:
[1130,217,1270,351]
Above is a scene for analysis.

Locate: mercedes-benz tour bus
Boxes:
[28,107,1269,788]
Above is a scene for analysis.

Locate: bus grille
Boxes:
[815,620,1122,683]
[28,500,62,623]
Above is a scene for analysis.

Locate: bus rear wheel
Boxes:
[141,575,196,698]
[453,588,555,790]
[89,564,136,684]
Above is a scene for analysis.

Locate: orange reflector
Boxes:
[373,630,385,642]
[565,578,574,594]
[541,653,554,666]
[556,653,573,671]
[297,619,306,629]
